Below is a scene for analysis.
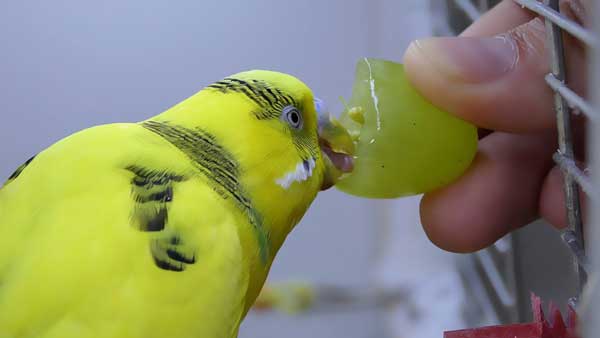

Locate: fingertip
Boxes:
[419,132,555,253]
[539,165,589,229]
[402,40,420,66]
[403,39,431,88]
[420,188,502,253]
[539,166,566,229]
[418,150,516,254]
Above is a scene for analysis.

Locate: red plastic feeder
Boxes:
[444,294,579,338]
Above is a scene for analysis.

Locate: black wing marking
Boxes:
[127,165,185,232]
[3,155,36,187]
[150,233,197,272]
[127,165,199,272]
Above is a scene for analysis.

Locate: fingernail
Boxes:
[408,36,517,84]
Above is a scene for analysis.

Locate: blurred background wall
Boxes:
[2,1,577,338]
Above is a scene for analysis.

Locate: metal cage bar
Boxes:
[545,0,587,294]
[545,74,599,122]
[514,0,595,298]
[585,2,600,337]
[513,0,598,48]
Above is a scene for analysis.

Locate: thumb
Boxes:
[403,17,583,133]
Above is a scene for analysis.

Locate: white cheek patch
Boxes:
[276,158,316,189]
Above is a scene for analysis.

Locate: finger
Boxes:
[419,131,556,253]
[539,164,589,229]
[403,18,587,133]
[461,0,536,37]
[560,0,588,26]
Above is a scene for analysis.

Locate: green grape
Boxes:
[335,58,477,198]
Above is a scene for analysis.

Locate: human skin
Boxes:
[403,0,589,253]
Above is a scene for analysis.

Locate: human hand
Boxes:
[403,0,588,253]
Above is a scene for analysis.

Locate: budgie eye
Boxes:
[282,106,303,129]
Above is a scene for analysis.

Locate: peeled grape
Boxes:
[335,58,477,198]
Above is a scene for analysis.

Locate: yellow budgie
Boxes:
[0,70,353,338]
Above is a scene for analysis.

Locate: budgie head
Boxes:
[155,70,353,254]
[215,70,354,189]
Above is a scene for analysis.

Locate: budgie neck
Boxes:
[147,88,322,261]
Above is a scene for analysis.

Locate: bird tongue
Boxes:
[322,145,354,173]
[318,132,355,191]
[315,97,355,190]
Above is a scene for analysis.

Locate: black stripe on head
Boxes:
[206,77,299,120]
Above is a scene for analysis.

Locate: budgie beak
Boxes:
[315,98,354,190]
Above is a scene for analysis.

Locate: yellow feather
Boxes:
[0,70,325,338]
